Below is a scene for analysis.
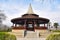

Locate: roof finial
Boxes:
[27,3,34,14]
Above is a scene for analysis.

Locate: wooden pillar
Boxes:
[47,23,48,29]
[34,20,35,31]
[13,23,15,27]
[47,23,48,27]
[34,21,35,27]
[24,20,26,30]
[38,24,39,27]
[44,24,45,27]
[39,24,40,27]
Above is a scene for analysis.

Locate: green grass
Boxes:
[51,30,60,32]
[46,30,60,40]
[46,33,60,40]
[0,32,16,40]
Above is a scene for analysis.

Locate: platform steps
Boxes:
[8,31,24,37]
[25,31,39,38]
[39,31,51,38]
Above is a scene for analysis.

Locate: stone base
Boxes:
[8,29,51,38]
[8,29,25,38]
[35,29,50,38]
[35,29,49,34]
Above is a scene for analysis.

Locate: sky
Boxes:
[0,0,60,26]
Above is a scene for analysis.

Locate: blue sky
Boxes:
[0,0,60,26]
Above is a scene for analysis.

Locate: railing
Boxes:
[12,26,25,29]
[12,26,47,30]
[35,26,47,30]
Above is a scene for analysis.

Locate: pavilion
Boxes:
[11,4,49,31]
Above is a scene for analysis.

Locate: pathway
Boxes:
[17,37,46,40]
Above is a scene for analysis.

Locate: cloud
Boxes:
[34,8,60,25]
[33,0,43,2]
[3,7,28,26]
[0,0,60,26]
[0,2,28,26]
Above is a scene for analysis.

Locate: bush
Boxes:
[7,28,12,32]
[0,32,16,40]
[46,33,60,40]
[52,30,60,32]
[0,28,12,32]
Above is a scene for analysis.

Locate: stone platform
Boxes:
[8,29,25,38]
[8,29,51,40]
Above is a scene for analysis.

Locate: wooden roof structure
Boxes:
[11,4,49,24]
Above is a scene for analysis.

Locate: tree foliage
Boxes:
[0,10,6,24]
[54,23,59,30]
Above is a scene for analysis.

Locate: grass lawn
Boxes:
[0,32,16,40]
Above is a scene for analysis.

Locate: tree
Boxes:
[54,23,59,30]
[0,10,7,31]
[0,10,6,24]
